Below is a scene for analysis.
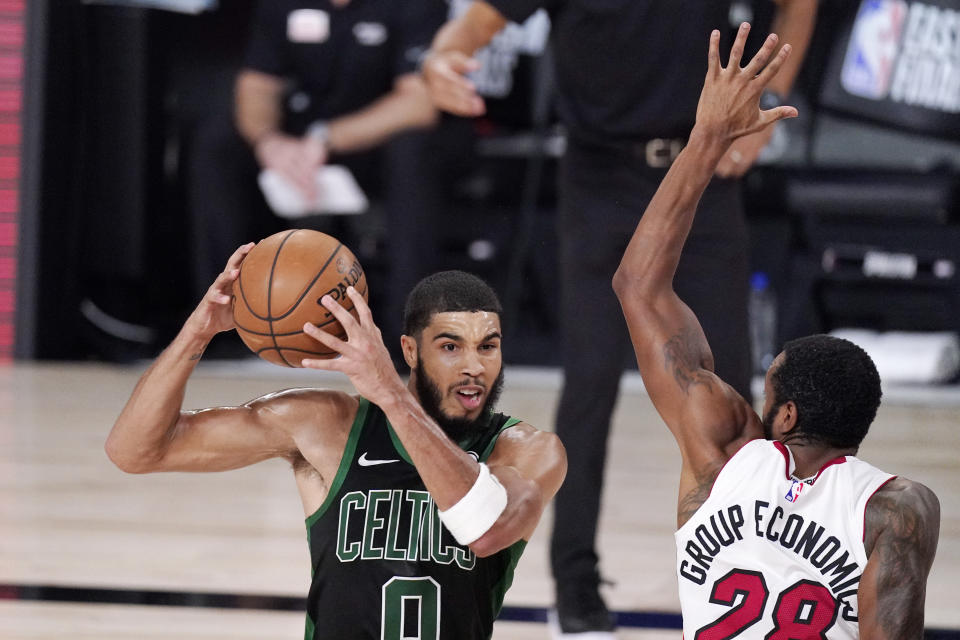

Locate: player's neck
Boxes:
[783,442,857,482]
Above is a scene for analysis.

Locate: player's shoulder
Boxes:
[683,384,763,466]
[864,475,941,555]
[870,476,940,517]
[492,421,565,460]
[489,421,567,499]
[498,420,555,443]
[246,388,360,428]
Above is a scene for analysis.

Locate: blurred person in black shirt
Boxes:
[188,0,445,353]
[423,1,817,636]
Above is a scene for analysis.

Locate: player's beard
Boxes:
[762,403,781,440]
[414,356,505,444]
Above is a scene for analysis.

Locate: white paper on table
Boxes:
[258,166,369,218]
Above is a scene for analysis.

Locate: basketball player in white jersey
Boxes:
[613,24,940,639]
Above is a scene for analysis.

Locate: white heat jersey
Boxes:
[675,439,894,639]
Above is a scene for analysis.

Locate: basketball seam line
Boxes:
[276,242,346,321]
[243,239,345,324]
[270,231,299,367]
[235,283,365,331]
[234,292,364,336]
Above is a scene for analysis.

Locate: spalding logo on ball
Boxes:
[232,229,368,367]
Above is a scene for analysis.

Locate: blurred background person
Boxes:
[188,0,446,356]
[423,1,817,637]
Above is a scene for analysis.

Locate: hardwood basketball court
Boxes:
[0,361,957,639]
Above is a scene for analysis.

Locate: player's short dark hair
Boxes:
[770,334,882,449]
[402,270,502,338]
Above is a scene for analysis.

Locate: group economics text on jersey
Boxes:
[679,501,862,623]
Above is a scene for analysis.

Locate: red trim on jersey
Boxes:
[773,441,792,480]
[862,475,898,542]
[813,455,848,482]
[773,441,849,483]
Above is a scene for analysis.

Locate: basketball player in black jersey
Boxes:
[106,266,567,640]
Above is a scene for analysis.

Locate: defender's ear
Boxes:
[779,400,799,434]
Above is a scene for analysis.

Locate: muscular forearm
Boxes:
[767,0,818,97]
[327,76,438,153]
[378,389,481,510]
[234,70,285,147]
[105,324,211,473]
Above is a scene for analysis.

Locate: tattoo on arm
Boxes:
[677,463,722,527]
[662,329,714,395]
[866,483,940,638]
[189,351,204,361]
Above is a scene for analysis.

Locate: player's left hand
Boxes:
[694,23,798,146]
[301,287,405,406]
[714,125,774,178]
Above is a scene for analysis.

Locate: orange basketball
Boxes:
[232,229,368,367]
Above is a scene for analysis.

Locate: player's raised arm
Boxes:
[105,244,348,474]
[612,25,797,504]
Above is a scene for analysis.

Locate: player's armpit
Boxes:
[467,425,566,557]
[859,477,940,639]
[676,459,726,528]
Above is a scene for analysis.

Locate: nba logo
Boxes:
[785,480,805,503]
[841,0,909,99]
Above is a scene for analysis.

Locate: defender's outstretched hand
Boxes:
[301,287,406,406]
[695,23,798,144]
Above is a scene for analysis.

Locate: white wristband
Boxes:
[437,463,508,546]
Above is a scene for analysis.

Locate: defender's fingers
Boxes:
[707,29,721,75]
[746,106,798,138]
[756,43,793,87]
[765,105,799,123]
[728,22,751,69]
[744,33,779,77]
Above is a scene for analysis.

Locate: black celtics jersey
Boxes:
[303,398,526,640]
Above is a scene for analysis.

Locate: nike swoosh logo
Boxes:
[358,452,400,467]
